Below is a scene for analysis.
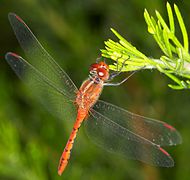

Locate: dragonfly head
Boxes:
[89,61,109,81]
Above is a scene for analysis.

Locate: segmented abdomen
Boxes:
[58,108,87,175]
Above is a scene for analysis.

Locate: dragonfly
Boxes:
[5,13,182,176]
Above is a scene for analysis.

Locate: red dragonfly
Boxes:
[5,13,181,176]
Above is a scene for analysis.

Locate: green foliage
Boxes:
[0,114,47,180]
[101,2,190,90]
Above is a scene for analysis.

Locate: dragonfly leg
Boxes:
[108,55,130,82]
[104,70,136,86]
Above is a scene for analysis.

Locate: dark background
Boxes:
[0,0,190,179]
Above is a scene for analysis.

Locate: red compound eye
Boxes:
[89,63,99,71]
[97,68,109,80]
[89,61,109,81]
[98,69,105,77]
[99,62,109,71]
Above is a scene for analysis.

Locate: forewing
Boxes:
[85,109,174,167]
[91,100,182,146]
[5,53,77,121]
[8,13,77,99]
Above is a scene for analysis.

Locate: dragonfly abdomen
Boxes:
[58,108,87,175]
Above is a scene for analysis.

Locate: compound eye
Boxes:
[99,62,109,71]
[89,63,99,71]
[98,68,108,79]
[98,71,104,77]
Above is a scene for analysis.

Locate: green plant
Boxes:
[101,2,190,90]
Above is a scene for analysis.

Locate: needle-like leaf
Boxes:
[101,2,190,90]
[174,4,189,52]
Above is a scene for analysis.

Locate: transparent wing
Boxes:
[90,100,182,146]
[8,12,77,100]
[85,108,174,167]
[5,53,77,121]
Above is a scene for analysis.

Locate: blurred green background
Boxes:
[0,0,190,179]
